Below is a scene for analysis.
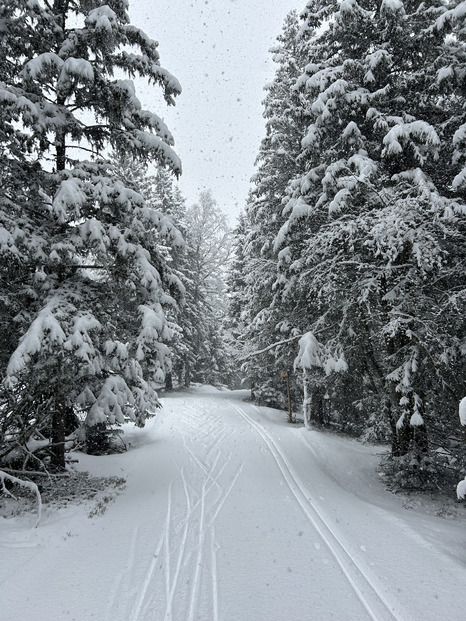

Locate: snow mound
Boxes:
[459,396,466,426]
[457,477,466,500]
[189,383,224,393]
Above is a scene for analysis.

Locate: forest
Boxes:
[1,0,465,501]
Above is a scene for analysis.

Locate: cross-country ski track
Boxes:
[1,386,466,621]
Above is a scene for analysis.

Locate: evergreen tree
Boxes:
[274,0,466,484]
[237,11,310,407]
[0,0,183,468]
[146,164,188,390]
[181,190,232,386]
[226,211,250,387]
[109,151,189,391]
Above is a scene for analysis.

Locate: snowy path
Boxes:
[227,399,399,621]
[1,387,466,621]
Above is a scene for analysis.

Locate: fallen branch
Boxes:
[0,470,42,528]
[0,467,69,478]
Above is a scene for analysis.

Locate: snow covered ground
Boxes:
[1,386,466,621]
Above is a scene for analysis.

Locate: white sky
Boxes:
[130,0,301,224]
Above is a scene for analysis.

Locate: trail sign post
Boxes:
[281,372,293,424]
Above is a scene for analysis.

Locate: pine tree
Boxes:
[238,11,310,407]
[181,190,232,386]
[274,0,466,484]
[226,211,250,387]
[0,0,183,468]
[146,164,188,390]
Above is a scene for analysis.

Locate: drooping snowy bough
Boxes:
[295,332,348,430]
[0,471,42,528]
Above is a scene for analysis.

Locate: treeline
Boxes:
[0,0,232,471]
[229,3,466,490]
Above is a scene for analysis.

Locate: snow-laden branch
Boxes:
[459,397,466,427]
[239,334,303,361]
[0,471,42,528]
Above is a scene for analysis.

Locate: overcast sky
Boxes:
[130,0,301,224]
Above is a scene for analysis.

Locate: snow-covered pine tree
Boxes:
[110,152,221,392]
[146,166,188,389]
[237,11,310,407]
[274,0,466,484]
[110,151,154,199]
[150,166,187,222]
[109,151,189,391]
[181,190,232,386]
[226,211,250,387]
[0,0,183,468]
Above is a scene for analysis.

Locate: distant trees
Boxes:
[180,190,233,386]
[109,154,234,389]
[0,0,183,468]
[231,1,466,488]
[110,157,234,388]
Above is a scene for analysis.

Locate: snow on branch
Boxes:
[0,471,42,528]
[241,330,348,377]
[436,1,466,30]
[295,331,348,374]
[6,302,66,380]
[382,120,440,164]
[239,334,303,361]
[295,331,322,369]
[459,397,466,427]
[86,5,118,32]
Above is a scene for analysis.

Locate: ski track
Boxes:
[128,401,241,621]
[129,484,172,621]
[106,525,140,621]
[128,395,409,621]
[227,399,411,621]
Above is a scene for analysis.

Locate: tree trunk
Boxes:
[386,395,429,458]
[385,398,401,456]
[409,392,429,455]
[396,415,413,457]
[312,385,325,426]
[50,399,66,469]
[55,93,66,171]
[183,360,191,387]
[302,369,311,429]
[302,369,325,427]
[165,370,173,391]
[55,132,66,172]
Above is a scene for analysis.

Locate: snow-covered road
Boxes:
[1,386,466,620]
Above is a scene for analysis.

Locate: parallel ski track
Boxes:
[228,400,408,621]
[129,402,241,621]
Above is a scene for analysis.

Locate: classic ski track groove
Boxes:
[187,465,207,621]
[211,525,219,621]
[163,468,191,621]
[106,525,139,621]
[130,405,240,621]
[129,483,172,621]
[228,399,407,621]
